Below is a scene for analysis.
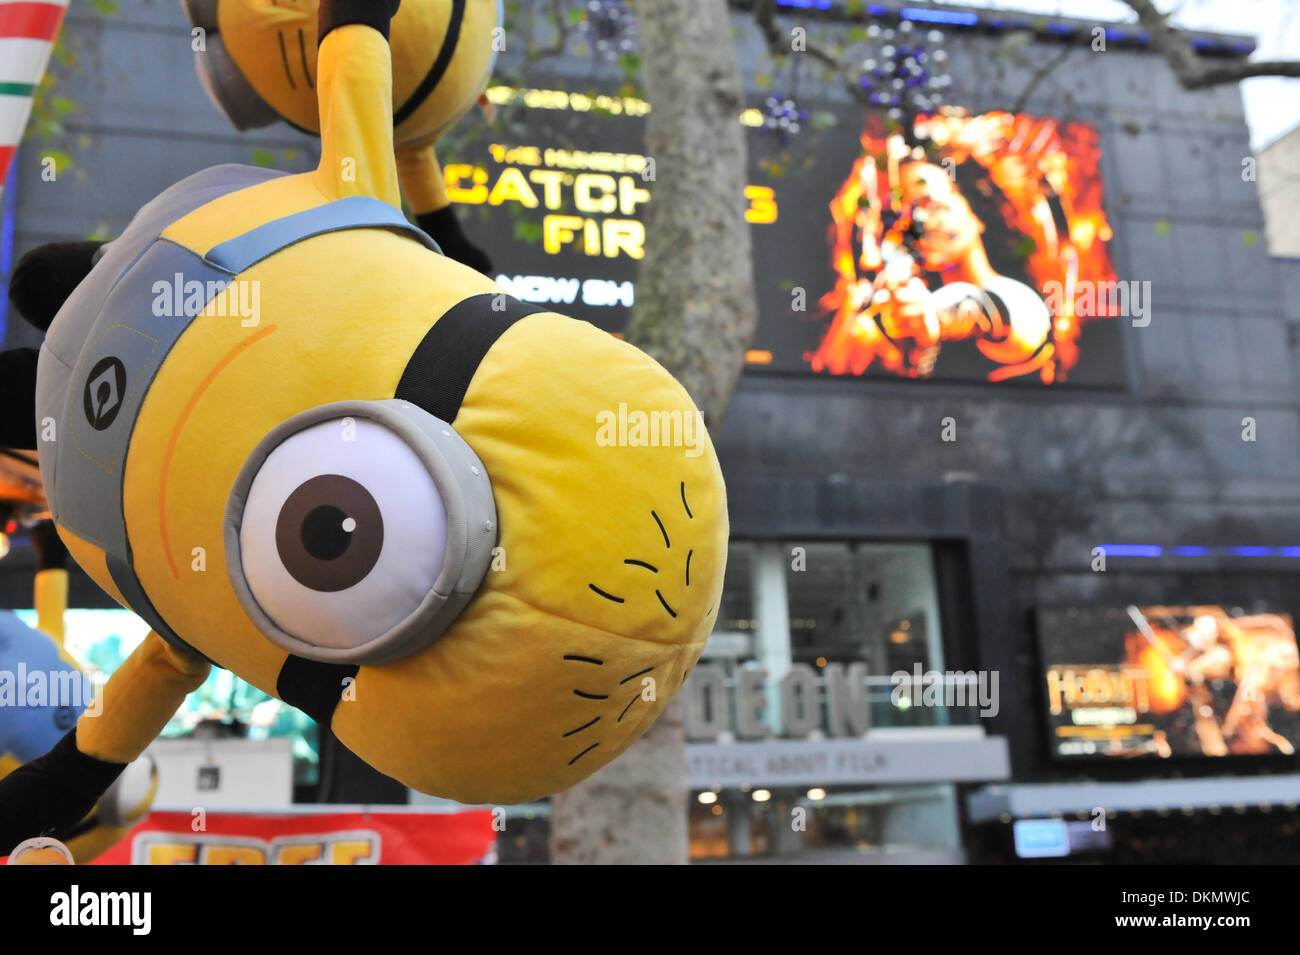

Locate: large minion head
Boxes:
[34,20,725,804]
[186,0,501,146]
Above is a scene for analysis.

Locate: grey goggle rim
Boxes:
[223,399,497,667]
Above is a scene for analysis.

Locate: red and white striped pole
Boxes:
[0,0,70,190]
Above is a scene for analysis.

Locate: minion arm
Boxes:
[0,632,208,851]
[312,0,403,207]
[398,141,493,274]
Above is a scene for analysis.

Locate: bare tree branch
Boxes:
[753,0,1300,103]
[753,0,871,105]
[1010,41,1079,114]
[1123,0,1300,88]
[524,0,572,61]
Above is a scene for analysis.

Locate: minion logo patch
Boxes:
[83,356,126,431]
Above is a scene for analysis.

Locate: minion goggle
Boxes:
[224,395,497,667]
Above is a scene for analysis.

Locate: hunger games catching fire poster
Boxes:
[809,111,1122,384]
[1037,606,1300,759]
[443,84,1127,386]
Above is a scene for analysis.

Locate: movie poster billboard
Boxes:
[804,111,1122,384]
[442,82,1127,385]
[1037,606,1300,759]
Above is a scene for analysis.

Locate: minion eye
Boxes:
[225,401,498,666]
[274,474,387,593]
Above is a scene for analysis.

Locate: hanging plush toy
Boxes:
[0,523,156,861]
[0,0,725,846]
[183,0,499,273]
[6,836,75,864]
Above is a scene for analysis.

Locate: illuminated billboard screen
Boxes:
[1036,606,1300,759]
[447,84,1126,385]
[807,112,1122,384]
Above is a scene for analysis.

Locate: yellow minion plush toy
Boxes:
[0,0,725,846]
[0,523,156,862]
[184,0,500,272]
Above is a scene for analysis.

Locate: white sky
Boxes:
[943,0,1300,149]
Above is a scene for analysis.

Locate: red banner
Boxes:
[86,809,497,865]
[0,2,66,41]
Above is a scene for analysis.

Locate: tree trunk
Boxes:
[549,0,757,865]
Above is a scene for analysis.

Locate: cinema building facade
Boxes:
[3,2,1300,863]
[514,1,1300,864]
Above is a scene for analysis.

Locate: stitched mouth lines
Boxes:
[588,583,624,603]
[561,659,660,762]
[655,590,677,618]
[590,490,696,619]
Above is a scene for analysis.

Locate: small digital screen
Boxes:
[1037,606,1300,759]
[1013,819,1068,858]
